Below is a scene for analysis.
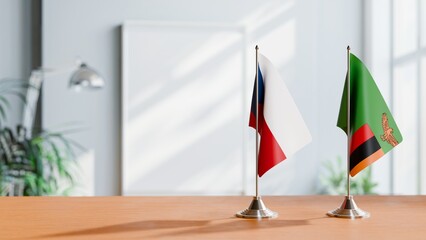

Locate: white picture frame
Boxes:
[121,21,249,195]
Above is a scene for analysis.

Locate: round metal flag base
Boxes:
[236,196,278,219]
[327,195,370,219]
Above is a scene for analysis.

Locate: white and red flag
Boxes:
[249,54,311,177]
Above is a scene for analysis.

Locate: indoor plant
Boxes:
[318,156,378,195]
[0,79,80,196]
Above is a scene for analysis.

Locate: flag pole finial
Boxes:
[347,45,351,51]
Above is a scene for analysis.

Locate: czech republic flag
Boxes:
[249,54,312,177]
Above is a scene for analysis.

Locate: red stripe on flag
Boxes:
[350,124,375,154]
[258,118,287,177]
[249,107,287,177]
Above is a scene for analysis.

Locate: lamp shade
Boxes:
[69,63,104,90]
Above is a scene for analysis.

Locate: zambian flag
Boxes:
[337,53,403,177]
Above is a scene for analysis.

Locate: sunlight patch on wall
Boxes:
[257,19,295,68]
[241,0,294,32]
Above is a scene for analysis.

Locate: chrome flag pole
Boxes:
[327,46,369,219]
[236,45,277,219]
[256,44,260,199]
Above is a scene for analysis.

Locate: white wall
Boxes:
[42,0,363,195]
[315,1,364,192]
[0,0,32,127]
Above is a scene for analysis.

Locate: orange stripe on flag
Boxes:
[350,124,375,154]
[350,148,384,177]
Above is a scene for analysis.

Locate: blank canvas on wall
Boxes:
[121,21,248,195]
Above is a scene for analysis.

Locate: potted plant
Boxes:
[0,79,80,196]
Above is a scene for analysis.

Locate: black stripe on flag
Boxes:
[350,136,381,170]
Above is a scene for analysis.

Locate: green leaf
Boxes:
[24,173,37,196]
[0,122,80,196]
[0,105,7,123]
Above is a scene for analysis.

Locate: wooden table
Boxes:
[1,196,425,239]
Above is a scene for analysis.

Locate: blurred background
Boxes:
[0,0,424,196]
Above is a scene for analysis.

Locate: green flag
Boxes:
[337,53,402,177]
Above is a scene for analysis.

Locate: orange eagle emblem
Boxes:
[380,113,398,147]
